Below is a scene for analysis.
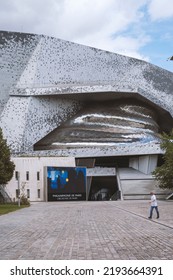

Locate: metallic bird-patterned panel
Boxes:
[0,31,173,156]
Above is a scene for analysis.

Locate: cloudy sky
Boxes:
[0,0,173,71]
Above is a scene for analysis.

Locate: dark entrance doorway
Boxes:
[89,176,118,201]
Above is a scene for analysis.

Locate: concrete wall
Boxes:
[6,157,75,202]
[118,167,170,200]
[129,155,158,174]
[87,167,116,177]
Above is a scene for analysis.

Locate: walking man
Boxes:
[148,191,159,219]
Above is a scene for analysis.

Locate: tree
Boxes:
[0,128,15,185]
[152,130,173,190]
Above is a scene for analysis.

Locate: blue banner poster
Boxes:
[47,167,86,201]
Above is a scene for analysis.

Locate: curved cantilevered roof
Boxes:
[0,31,173,156]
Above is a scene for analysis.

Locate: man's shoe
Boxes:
[148,217,152,219]
[156,217,159,219]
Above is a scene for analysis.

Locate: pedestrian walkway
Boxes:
[0,200,173,260]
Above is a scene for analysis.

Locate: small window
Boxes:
[16,189,20,198]
[27,189,30,198]
[15,171,19,181]
[38,189,40,198]
[26,171,29,181]
[37,171,40,181]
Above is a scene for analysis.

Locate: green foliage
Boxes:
[19,182,30,205]
[152,130,173,189]
[20,194,30,206]
[0,128,15,184]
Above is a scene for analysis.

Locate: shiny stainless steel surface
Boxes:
[35,100,160,150]
[1,31,173,156]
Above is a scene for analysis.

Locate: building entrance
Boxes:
[88,176,118,201]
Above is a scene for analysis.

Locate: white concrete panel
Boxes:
[148,155,158,173]
[129,157,139,170]
[87,167,116,176]
[118,168,154,179]
[129,155,158,174]
[121,179,158,195]
[139,155,150,174]
[121,179,170,199]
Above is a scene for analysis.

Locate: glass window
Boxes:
[26,171,29,181]
[37,171,40,181]
[15,171,18,180]
[16,189,20,198]
[38,189,40,198]
[27,189,30,198]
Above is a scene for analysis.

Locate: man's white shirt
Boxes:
[151,194,157,206]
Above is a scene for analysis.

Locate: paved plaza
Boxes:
[0,200,173,260]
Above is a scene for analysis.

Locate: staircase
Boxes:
[116,168,171,200]
[110,190,121,200]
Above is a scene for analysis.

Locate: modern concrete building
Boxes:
[0,30,173,201]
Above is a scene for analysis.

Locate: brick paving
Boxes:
[0,200,173,260]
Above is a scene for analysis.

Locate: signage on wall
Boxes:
[47,166,86,201]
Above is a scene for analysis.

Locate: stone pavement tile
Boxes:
[0,201,173,260]
[111,200,173,227]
